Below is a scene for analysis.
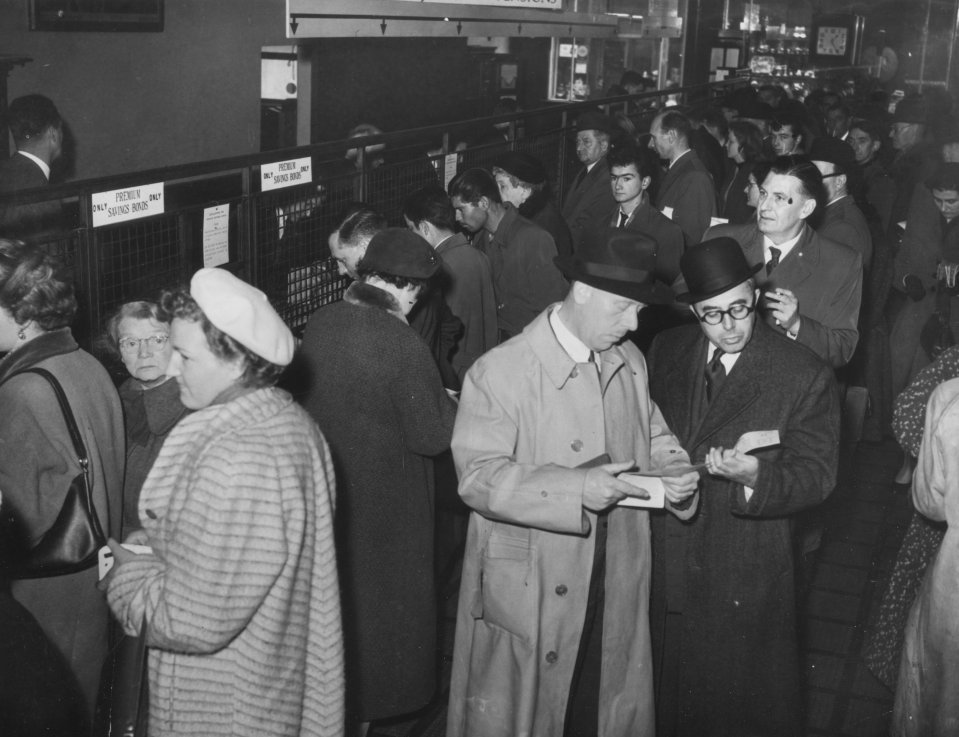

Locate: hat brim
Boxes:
[556,255,675,305]
[675,262,763,304]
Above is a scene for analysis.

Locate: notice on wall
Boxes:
[91,182,164,228]
[394,0,561,8]
[261,157,312,192]
[202,204,230,268]
[443,154,458,190]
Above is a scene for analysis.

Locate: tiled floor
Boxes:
[371,439,912,737]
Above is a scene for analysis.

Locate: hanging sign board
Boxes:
[92,182,164,228]
[393,0,561,8]
[261,157,313,192]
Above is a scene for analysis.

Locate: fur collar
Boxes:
[344,281,407,322]
[518,188,552,220]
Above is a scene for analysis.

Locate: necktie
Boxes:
[766,246,781,276]
[705,346,726,403]
[570,168,586,194]
[617,210,629,228]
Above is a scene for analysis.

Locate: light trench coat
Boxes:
[447,307,694,737]
[893,377,959,737]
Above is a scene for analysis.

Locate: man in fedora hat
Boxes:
[562,110,617,251]
[646,237,841,737]
[447,226,699,737]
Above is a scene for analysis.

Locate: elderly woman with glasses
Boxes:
[104,268,344,737]
[104,300,189,537]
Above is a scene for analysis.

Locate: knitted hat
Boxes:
[360,228,440,279]
[190,268,295,366]
[494,151,547,186]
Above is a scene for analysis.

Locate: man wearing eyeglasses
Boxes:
[704,155,863,368]
[646,237,840,737]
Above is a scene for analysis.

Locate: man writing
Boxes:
[446,227,699,737]
[647,237,840,737]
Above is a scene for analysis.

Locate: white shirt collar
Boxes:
[705,343,743,372]
[17,150,50,180]
[763,228,804,264]
[668,148,691,169]
[550,305,592,363]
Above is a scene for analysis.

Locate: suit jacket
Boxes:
[562,156,616,251]
[610,201,685,283]
[0,153,63,239]
[647,320,840,737]
[818,195,873,271]
[705,221,863,367]
[654,149,717,247]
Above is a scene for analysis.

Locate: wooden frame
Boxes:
[30,1,164,32]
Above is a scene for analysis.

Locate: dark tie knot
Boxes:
[766,247,781,276]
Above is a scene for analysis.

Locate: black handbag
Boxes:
[0,367,106,578]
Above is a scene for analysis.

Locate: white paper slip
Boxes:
[616,473,665,509]
[98,543,153,581]
[709,216,729,227]
[662,206,675,220]
[733,430,780,454]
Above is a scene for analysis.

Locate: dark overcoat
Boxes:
[562,156,616,250]
[646,320,841,737]
[654,149,717,246]
[297,282,457,721]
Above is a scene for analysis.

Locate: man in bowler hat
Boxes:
[645,237,841,737]
[447,227,699,737]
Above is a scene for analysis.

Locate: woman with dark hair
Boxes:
[722,120,769,224]
[104,268,344,737]
[0,238,125,727]
[298,228,457,735]
[103,300,189,536]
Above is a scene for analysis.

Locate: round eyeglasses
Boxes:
[119,334,169,354]
[696,302,756,325]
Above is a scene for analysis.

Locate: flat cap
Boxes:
[360,228,440,279]
[494,151,547,186]
[809,135,858,174]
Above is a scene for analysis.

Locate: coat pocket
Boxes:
[479,533,536,644]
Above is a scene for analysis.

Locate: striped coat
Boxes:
[107,387,344,737]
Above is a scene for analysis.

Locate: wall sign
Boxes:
[261,157,313,192]
[91,182,164,228]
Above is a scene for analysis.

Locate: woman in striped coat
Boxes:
[104,268,344,737]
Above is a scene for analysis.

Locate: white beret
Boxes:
[190,268,295,366]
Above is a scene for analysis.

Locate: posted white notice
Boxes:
[202,204,230,268]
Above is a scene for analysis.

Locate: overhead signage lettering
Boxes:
[261,157,313,192]
[393,0,561,8]
[92,182,164,228]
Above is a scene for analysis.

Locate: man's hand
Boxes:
[704,447,760,488]
[764,288,801,333]
[582,460,640,512]
[661,470,700,505]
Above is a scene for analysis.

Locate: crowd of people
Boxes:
[0,79,958,737]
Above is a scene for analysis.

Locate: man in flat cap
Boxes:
[809,136,873,270]
[649,110,718,246]
[646,237,840,737]
[447,227,699,737]
[562,111,617,251]
[493,151,573,257]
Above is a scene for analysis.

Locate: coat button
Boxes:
[145,509,157,520]
[570,439,583,452]
[571,367,579,378]
[545,651,558,664]
[555,584,568,596]
[541,490,548,498]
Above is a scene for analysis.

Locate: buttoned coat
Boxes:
[705,221,863,367]
[562,156,616,251]
[654,149,717,246]
[818,194,873,271]
[647,320,840,737]
[447,308,693,737]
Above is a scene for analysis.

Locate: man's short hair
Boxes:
[849,117,887,144]
[770,112,804,137]
[656,111,692,143]
[403,184,457,232]
[335,204,387,248]
[926,163,959,193]
[7,94,61,145]
[757,84,785,103]
[448,168,502,206]
[607,145,659,179]
[767,155,826,212]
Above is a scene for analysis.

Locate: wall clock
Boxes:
[816,26,848,56]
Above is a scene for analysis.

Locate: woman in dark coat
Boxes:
[297,228,457,734]
[721,120,769,224]
[0,239,125,727]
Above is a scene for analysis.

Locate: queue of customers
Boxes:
[0,82,957,737]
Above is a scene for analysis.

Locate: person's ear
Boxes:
[799,196,817,219]
[641,175,652,192]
